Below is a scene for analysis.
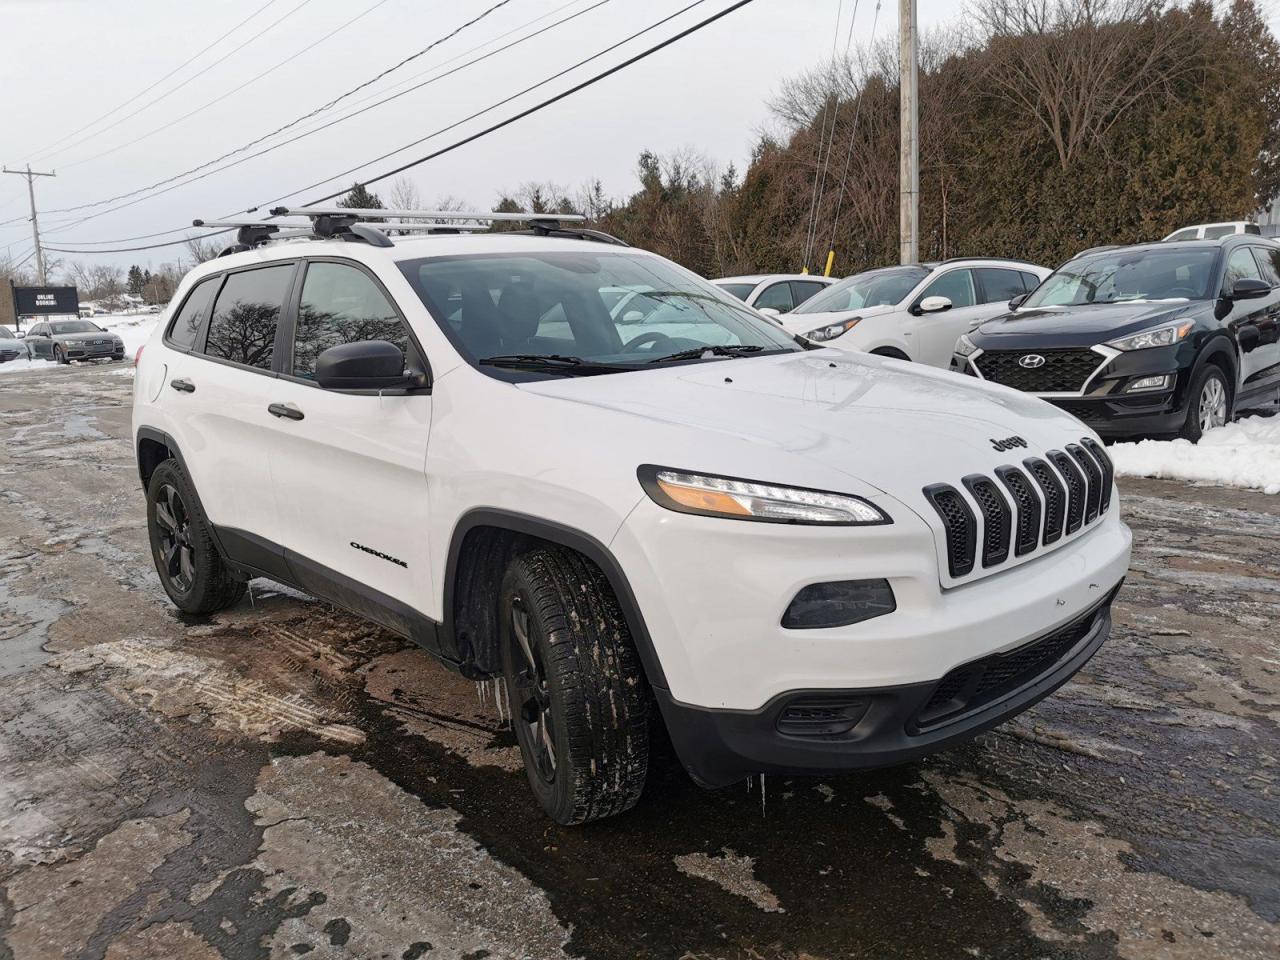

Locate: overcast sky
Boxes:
[0,0,1275,271]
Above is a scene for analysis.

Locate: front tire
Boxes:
[499,548,649,825]
[1179,364,1230,442]
[146,460,246,614]
[54,345,68,365]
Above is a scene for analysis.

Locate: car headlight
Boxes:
[1106,321,1193,351]
[954,334,979,357]
[805,317,860,342]
[638,466,890,525]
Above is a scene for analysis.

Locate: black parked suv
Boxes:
[952,237,1280,440]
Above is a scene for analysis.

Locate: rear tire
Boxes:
[1179,364,1230,443]
[146,460,246,614]
[499,547,649,825]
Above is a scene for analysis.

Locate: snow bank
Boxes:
[1110,415,1280,494]
[0,357,56,375]
[96,312,162,356]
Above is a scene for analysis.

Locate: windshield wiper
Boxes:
[479,353,585,367]
[648,344,769,364]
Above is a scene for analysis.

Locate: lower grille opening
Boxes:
[777,696,871,738]
[912,602,1104,732]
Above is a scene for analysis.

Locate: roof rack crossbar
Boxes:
[269,205,586,224]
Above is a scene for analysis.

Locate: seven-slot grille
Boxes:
[924,438,1112,582]
[972,348,1104,393]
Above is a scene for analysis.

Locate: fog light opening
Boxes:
[1125,373,1173,393]
[781,579,896,630]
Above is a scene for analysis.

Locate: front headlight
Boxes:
[638,466,890,525]
[805,317,861,342]
[954,334,979,357]
[1106,321,1193,351]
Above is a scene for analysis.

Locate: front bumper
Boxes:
[657,588,1116,786]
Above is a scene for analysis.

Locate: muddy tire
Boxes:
[146,460,246,614]
[499,547,649,825]
[54,345,67,365]
[1178,364,1230,443]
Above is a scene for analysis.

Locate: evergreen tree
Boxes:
[336,182,385,221]
[127,265,145,297]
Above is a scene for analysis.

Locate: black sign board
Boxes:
[11,284,80,317]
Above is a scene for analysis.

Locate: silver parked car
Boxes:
[22,319,125,363]
[0,325,31,362]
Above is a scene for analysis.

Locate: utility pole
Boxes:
[898,0,918,265]
[3,164,57,285]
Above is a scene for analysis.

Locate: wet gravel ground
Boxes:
[1,363,1277,960]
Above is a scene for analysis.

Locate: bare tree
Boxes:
[184,235,219,264]
[387,175,423,211]
[972,0,1203,168]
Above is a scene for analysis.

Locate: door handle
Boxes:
[169,378,195,393]
[268,402,304,421]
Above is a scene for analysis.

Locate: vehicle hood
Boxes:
[517,350,1093,499]
[776,303,897,337]
[972,301,1207,348]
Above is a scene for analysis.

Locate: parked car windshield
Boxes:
[791,266,928,314]
[49,320,105,334]
[0,326,16,339]
[714,282,757,301]
[1024,248,1217,308]
[399,252,800,372]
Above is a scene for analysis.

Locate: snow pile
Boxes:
[96,312,162,356]
[0,357,56,375]
[1110,415,1280,494]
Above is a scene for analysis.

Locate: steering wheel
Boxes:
[622,331,675,353]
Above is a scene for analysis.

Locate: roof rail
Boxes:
[268,205,587,225]
[933,256,1040,267]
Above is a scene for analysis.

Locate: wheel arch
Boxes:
[1192,336,1239,406]
[442,509,668,691]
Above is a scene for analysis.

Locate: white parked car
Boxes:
[777,258,1052,368]
[133,212,1130,824]
[712,274,836,314]
[1163,222,1262,241]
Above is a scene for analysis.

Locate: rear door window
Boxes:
[790,280,829,305]
[202,264,294,370]
[975,269,1027,304]
[166,277,220,351]
[753,282,795,312]
[1166,229,1198,241]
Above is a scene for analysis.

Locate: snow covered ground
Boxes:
[0,312,161,375]
[1110,415,1280,495]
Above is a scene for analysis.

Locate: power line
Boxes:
[827,0,882,254]
[29,0,284,161]
[42,0,516,215]
[47,0,613,246]
[798,0,849,271]
[45,0,758,255]
[58,0,394,173]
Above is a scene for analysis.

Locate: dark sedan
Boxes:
[952,237,1280,441]
[22,319,125,364]
[0,325,31,362]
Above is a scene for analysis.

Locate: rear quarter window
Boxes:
[166,276,221,351]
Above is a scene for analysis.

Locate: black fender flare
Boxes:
[442,509,669,691]
[1190,335,1239,405]
[135,427,237,568]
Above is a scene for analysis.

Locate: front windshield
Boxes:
[399,252,800,372]
[0,327,15,339]
[714,282,756,301]
[792,266,928,314]
[50,320,104,334]
[1025,248,1216,308]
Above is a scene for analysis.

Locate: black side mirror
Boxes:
[1229,277,1270,301]
[1008,293,1030,311]
[315,340,425,391]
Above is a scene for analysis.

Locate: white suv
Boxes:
[133,213,1130,824]
[711,274,836,314]
[777,258,1051,367]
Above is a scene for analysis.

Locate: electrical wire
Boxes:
[36,1,311,166]
[47,0,612,246]
[800,0,846,270]
[826,0,882,254]
[27,1,282,160]
[42,0,516,215]
[806,0,862,267]
[58,0,393,173]
[43,0,758,255]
